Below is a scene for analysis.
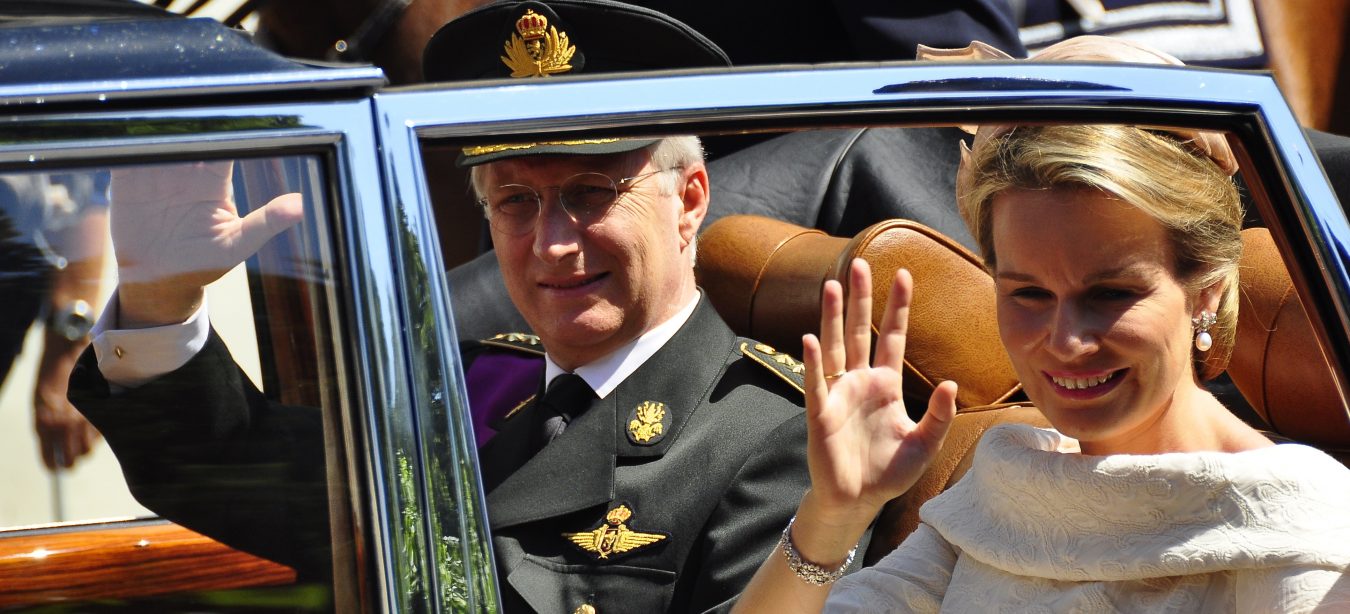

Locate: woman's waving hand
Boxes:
[733,258,956,614]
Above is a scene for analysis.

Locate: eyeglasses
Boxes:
[477,168,680,236]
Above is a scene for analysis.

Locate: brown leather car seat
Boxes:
[1226,228,1350,448]
[697,215,1021,409]
[697,216,1350,562]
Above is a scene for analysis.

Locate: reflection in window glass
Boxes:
[0,155,349,611]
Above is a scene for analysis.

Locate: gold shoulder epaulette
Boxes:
[480,332,546,356]
[739,341,805,394]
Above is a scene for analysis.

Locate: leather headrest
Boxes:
[698,215,1020,408]
[1227,228,1350,446]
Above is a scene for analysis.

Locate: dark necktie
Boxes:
[532,373,595,452]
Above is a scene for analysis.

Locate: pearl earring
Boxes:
[1192,312,1217,352]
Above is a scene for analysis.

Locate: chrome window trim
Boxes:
[0,99,442,612]
[0,132,343,164]
[370,93,500,613]
[302,100,442,614]
[0,67,386,107]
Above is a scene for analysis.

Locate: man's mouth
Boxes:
[539,272,609,290]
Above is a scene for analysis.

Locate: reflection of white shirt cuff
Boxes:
[91,294,209,389]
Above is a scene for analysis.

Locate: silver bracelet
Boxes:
[779,515,856,586]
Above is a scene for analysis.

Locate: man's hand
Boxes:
[35,333,99,470]
[110,161,304,328]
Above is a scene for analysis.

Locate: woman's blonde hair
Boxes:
[956,124,1244,377]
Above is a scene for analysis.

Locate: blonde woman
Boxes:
[733,45,1350,609]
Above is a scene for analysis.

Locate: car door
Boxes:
[0,19,497,613]
[372,59,1350,611]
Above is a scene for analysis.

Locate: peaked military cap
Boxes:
[423,0,730,166]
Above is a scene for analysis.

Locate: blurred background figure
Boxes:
[0,171,111,522]
[141,0,1350,132]
[1013,0,1350,135]
[0,173,110,468]
[0,173,110,470]
[31,173,111,472]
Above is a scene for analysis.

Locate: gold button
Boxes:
[573,605,596,614]
[114,346,125,358]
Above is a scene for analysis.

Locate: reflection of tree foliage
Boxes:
[0,117,302,144]
[397,211,498,611]
[396,454,426,603]
[395,454,471,611]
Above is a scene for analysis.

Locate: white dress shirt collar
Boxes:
[543,292,700,399]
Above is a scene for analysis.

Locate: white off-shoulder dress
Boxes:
[826,424,1350,613]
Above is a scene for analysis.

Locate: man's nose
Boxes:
[532,193,582,263]
[1046,303,1100,361]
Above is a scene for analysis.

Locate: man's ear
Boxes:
[677,163,710,248]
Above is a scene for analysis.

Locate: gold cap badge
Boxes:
[627,400,671,445]
[501,9,577,77]
[563,504,667,560]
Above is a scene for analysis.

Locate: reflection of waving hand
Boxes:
[803,258,957,526]
[111,161,303,327]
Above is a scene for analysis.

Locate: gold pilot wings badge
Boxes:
[563,504,667,560]
[501,9,577,78]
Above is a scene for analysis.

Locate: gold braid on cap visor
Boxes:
[462,138,624,157]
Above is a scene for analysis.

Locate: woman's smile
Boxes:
[1044,368,1127,399]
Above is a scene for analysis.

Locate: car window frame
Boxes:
[0,97,474,612]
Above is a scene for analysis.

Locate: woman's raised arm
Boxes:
[732,258,957,613]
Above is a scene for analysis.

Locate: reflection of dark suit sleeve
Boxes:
[68,330,332,580]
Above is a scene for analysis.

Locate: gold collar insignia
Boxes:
[755,343,806,375]
[501,9,577,78]
[740,342,806,393]
[563,504,667,560]
[627,400,670,445]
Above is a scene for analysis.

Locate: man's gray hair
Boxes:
[647,136,704,193]
[469,136,704,201]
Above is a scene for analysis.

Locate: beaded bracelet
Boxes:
[778,515,856,586]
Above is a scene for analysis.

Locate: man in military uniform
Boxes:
[70,2,823,611]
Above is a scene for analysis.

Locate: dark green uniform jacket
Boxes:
[479,298,810,612]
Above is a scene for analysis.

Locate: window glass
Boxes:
[0,154,350,611]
